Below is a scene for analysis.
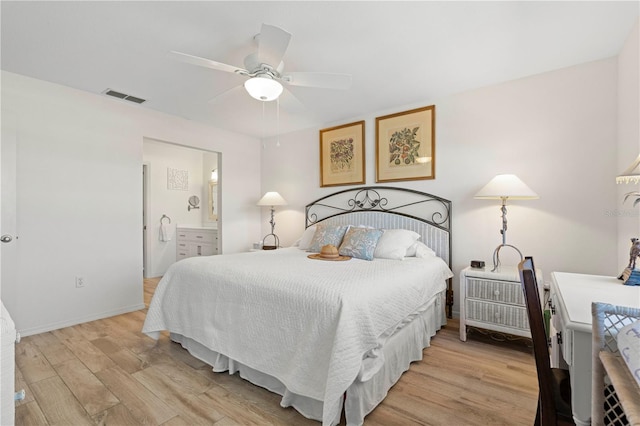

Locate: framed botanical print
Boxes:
[319,120,365,187]
[376,105,435,183]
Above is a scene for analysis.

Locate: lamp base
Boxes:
[491,244,523,272]
[261,233,280,250]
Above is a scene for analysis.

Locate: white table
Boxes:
[550,272,640,426]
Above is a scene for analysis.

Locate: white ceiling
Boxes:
[1,1,638,139]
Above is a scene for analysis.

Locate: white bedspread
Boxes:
[143,248,453,424]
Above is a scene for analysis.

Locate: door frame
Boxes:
[142,162,151,278]
[1,110,18,308]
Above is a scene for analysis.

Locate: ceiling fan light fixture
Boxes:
[244,75,283,101]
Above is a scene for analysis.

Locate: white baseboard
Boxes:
[17,303,146,337]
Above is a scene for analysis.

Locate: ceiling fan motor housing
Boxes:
[243,52,285,77]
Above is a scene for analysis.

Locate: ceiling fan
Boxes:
[169,23,352,103]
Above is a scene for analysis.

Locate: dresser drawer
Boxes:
[192,243,215,257]
[465,299,530,331]
[176,229,217,243]
[549,293,572,365]
[466,277,525,306]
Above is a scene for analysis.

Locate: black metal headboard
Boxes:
[305,186,453,317]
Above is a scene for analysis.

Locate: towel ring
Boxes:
[160,214,171,225]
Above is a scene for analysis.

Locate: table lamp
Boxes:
[616,154,640,184]
[257,191,288,250]
[475,174,539,271]
[616,154,640,206]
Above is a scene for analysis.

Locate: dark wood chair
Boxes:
[518,257,574,426]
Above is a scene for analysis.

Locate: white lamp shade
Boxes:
[211,169,218,182]
[616,154,640,184]
[244,76,283,102]
[474,174,539,200]
[257,191,288,206]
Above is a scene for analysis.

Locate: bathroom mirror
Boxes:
[188,195,200,211]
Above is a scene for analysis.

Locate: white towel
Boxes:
[160,224,172,242]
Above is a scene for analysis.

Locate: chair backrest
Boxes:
[519,257,557,425]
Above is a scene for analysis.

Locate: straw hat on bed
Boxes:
[307,244,351,261]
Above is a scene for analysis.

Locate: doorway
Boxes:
[142,138,220,278]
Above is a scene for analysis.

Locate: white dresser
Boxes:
[176,226,218,261]
[460,266,540,341]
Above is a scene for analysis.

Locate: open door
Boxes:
[1,111,18,313]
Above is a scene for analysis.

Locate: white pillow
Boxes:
[298,226,317,250]
[355,224,375,229]
[618,320,640,388]
[406,241,436,258]
[373,229,421,260]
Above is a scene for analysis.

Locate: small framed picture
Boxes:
[319,120,365,187]
[376,105,435,183]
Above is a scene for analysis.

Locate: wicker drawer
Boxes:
[465,299,530,332]
[466,277,525,306]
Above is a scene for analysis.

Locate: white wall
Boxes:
[617,20,640,264]
[262,56,621,316]
[1,71,262,336]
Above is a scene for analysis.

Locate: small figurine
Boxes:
[628,238,640,269]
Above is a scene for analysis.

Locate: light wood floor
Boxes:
[14,277,538,425]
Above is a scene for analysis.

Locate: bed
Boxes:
[143,186,453,425]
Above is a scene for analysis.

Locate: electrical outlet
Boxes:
[75,276,85,288]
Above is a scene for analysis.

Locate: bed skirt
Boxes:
[170,290,446,426]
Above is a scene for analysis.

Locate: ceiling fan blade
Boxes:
[168,51,247,75]
[277,88,308,116]
[206,85,246,105]
[257,24,291,67]
[282,72,352,90]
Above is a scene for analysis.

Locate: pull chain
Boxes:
[276,97,280,147]
[262,101,266,149]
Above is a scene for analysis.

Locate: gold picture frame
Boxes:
[208,181,218,220]
[319,120,365,187]
[376,105,435,183]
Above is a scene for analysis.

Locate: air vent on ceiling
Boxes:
[102,89,146,104]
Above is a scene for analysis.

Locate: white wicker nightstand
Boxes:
[459,265,539,341]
